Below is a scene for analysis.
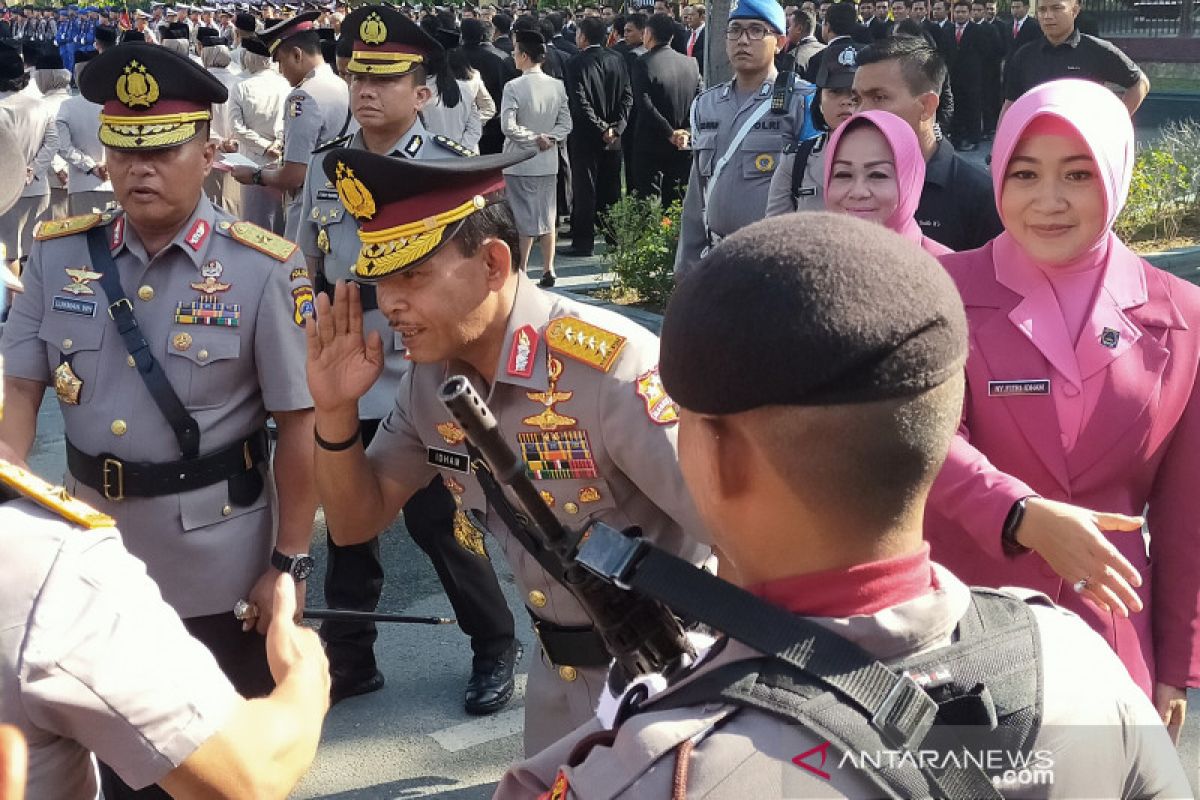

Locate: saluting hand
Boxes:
[1015,497,1145,618]
[303,280,385,413]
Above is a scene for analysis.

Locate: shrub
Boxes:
[601,195,681,309]
[1157,118,1200,216]
[1116,147,1191,241]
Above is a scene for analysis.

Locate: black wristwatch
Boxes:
[251,168,264,186]
[1001,496,1034,555]
[271,548,315,580]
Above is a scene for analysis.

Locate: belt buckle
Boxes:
[107,298,133,320]
[102,457,124,501]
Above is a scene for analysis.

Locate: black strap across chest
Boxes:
[86,226,200,459]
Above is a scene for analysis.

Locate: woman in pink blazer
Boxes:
[926,79,1200,739]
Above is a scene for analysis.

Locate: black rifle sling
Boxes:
[464,440,569,584]
[86,226,201,458]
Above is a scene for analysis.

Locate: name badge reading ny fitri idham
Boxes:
[988,379,1050,397]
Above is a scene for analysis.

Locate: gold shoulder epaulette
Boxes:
[545,316,627,373]
[34,211,111,242]
[0,460,115,529]
[226,220,298,262]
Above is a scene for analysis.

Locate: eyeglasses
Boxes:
[725,23,772,40]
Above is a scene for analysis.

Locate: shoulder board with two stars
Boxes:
[311,132,354,155]
[544,316,627,373]
[432,134,473,158]
[33,210,115,242]
[220,219,299,262]
[0,460,115,529]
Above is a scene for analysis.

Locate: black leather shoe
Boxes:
[330,668,385,706]
[538,272,556,288]
[464,642,523,716]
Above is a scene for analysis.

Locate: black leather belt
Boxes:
[67,430,269,501]
[528,610,611,668]
[315,274,377,312]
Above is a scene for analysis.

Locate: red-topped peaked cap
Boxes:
[78,41,228,150]
[258,10,320,55]
[341,4,441,76]
[320,148,534,281]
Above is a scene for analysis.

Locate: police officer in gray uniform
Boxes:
[296,4,518,711]
[498,214,1192,800]
[229,11,348,242]
[0,42,318,799]
[672,0,819,278]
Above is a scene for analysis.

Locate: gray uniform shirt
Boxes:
[366,274,711,753]
[1,197,313,617]
[0,491,240,798]
[764,131,829,217]
[281,62,349,240]
[673,73,817,278]
[296,118,464,420]
[500,69,573,177]
[498,565,1192,798]
[55,94,112,195]
[2,88,57,200]
[229,68,291,166]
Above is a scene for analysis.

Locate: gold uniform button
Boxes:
[219,221,232,230]
[558,665,578,682]
[564,502,579,515]
[62,338,73,349]
[127,355,136,367]
[110,420,127,436]
[528,590,547,608]
[173,332,192,351]
[137,285,154,301]
[221,504,233,517]
[197,349,209,361]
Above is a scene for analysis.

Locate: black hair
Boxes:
[791,7,816,34]
[893,16,924,35]
[825,1,858,34]
[856,35,946,96]
[577,16,606,45]
[279,29,322,56]
[0,72,30,93]
[645,12,674,42]
[452,192,520,271]
[626,11,648,29]
[492,12,512,33]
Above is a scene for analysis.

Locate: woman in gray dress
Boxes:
[500,29,572,286]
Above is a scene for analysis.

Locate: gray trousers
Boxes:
[0,194,49,261]
[68,190,116,216]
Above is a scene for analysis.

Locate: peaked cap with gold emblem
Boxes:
[341,4,442,76]
[320,148,533,281]
[78,42,229,151]
[258,10,320,56]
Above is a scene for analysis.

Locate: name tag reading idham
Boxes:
[988,380,1050,396]
[427,447,470,474]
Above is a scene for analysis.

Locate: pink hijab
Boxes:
[823,109,951,257]
[990,78,1136,271]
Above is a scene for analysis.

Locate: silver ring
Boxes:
[233,599,259,621]
[1073,578,1089,594]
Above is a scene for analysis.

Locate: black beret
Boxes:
[660,213,967,414]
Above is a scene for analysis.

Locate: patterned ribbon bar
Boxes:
[518,430,598,480]
[174,301,242,326]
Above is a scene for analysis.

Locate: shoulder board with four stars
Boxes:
[0,460,115,529]
[312,132,354,155]
[544,316,627,373]
[223,220,298,262]
[34,211,113,242]
[432,134,473,158]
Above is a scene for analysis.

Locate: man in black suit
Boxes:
[946,0,985,150]
[1003,0,1041,55]
[971,0,1003,136]
[630,12,701,203]
[562,16,631,256]
[681,4,706,73]
[548,11,579,56]
[492,12,514,53]
[462,18,518,154]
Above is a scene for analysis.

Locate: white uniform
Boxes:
[420,76,484,154]
[229,66,292,232]
[0,88,58,261]
[55,93,115,215]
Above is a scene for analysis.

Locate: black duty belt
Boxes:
[67,429,269,501]
[528,610,611,668]
[315,273,378,312]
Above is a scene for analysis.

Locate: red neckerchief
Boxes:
[748,543,936,617]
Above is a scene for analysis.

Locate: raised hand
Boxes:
[304,280,385,414]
